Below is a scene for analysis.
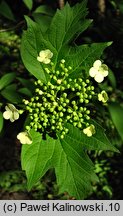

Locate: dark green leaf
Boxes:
[1,84,23,103]
[0,73,16,91]
[0,112,4,133]
[33,5,54,16]
[17,77,35,92]
[66,42,112,77]
[18,87,32,97]
[22,117,118,199]
[32,14,52,32]
[21,16,56,82]
[66,122,118,152]
[0,0,15,21]
[109,102,123,141]
[21,130,55,188]
[22,130,97,199]
[47,1,90,51]
[23,0,33,10]
[108,69,116,89]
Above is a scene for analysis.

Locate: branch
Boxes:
[98,0,106,14]
[59,0,65,9]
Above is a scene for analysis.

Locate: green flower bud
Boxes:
[37,80,41,84]
[76,92,80,96]
[73,116,78,121]
[68,66,72,70]
[64,68,68,73]
[85,99,89,104]
[72,101,76,105]
[61,59,65,64]
[78,122,82,128]
[39,90,43,95]
[34,113,38,118]
[58,106,63,111]
[51,126,55,130]
[66,115,71,120]
[66,99,69,103]
[26,125,30,130]
[60,134,64,139]
[59,112,63,117]
[67,108,72,113]
[78,78,83,82]
[86,79,90,83]
[80,99,84,103]
[73,122,77,127]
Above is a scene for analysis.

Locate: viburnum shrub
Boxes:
[3,0,118,199]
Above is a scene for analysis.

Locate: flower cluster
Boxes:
[23,59,96,139]
[3,50,109,144]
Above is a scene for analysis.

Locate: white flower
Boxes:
[83,124,95,137]
[98,90,108,103]
[17,131,32,145]
[3,104,19,122]
[89,60,108,83]
[37,49,53,64]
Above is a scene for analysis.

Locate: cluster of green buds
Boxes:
[23,59,96,139]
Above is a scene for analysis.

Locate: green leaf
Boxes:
[0,73,16,91]
[17,77,35,92]
[108,68,116,89]
[32,5,54,32]
[23,0,33,10]
[21,1,110,83]
[1,84,23,103]
[18,87,32,97]
[108,102,123,141]
[0,112,4,133]
[22,119,117,199]
[33,5,54,16]
[22,130,97,199]
[32,14,52,33]
[21,16,56,82]
[66,122,118,152]
[47,0,90,51]
[0,0,15,21]
[21,130,55,188]
[66,42,112,78]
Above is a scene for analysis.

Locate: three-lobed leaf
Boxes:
[21,120,117,199]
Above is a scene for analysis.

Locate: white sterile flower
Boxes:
[89,60,108,83]
[98,90,108,103]
[37,49,53,64]
[83,124,95,137]
[17,131,32,145]
[3,104,19,122]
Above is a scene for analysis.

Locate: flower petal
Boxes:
[94,73,104,83]
[13,111,19,120]
[89,67,97,77]
[3,110,12,120]
[37,56,43,62]
[93,60,102,69]
[45,49,53,58]
[43,58,51,64]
